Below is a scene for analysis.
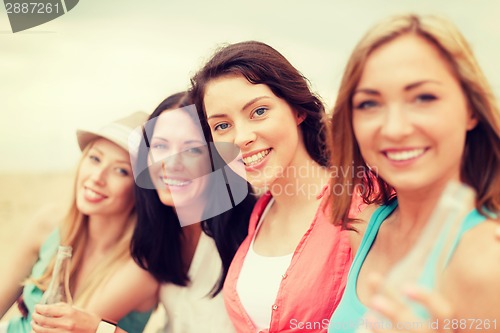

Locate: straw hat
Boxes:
[76,111,148,152]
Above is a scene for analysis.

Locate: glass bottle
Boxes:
[356,181,476,332]
[40,245,73,304]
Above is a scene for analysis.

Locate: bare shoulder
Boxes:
[31,203,65,230]
[110,258,159,298]
[455,219,500,275]
[442,219,500,320]
[349,204,380,256]
[88,258,159,315]
[104,258,159,297]
[116,258,159,285]
[21,203,66,254]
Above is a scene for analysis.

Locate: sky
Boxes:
[1,0,499,172]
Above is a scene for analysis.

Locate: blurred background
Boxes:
[1,0,499,330]
[1,0,499,172]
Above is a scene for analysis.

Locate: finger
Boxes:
[370,294,434,333]
[366,275,408,331]
[369,295,404,331]
[404,286,454,332]
[31,311,61,329]
[367,274,410,310]
[404,286,453,319]
[34,303,69,318]
[367,274,406,314]
[366,273,385,298]
[31,319,57,333]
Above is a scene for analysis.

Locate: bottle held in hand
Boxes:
[356,181,476,332]
[40,245,73,305]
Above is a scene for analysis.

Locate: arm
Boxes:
[31,305,129,333]
[0,205,61,318]
[439,219,500,331]
[85,258,159,321]
[31,259,159,333]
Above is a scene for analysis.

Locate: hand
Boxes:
[362,274,455,333]
[31,303,101,333]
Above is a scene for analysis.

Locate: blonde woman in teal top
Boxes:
[328,14,500,333]
[6,230,152,333]
[329,202,491,332]
[0,112,159,333]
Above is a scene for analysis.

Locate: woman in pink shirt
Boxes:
[190,41,356,333]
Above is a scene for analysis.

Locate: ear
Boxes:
[466,110,478,131]
[296,111,306,126]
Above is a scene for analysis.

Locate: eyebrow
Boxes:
[90,147,103,154]
[404,80,441,91]
[150,137,205,146]
[352,88,379,96]
[185,140,206,146]
[353,80,442,96]
[90,147,130,165]
[207,96,270,120]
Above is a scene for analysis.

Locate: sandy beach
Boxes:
[0,172,164,332]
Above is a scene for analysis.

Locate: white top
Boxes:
[236,199,294,330]
[159,232,235,333]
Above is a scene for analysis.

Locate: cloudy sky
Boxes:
[1,0,499,172]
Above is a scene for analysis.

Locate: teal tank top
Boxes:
[8,229,153,333]
[328,200,487,333]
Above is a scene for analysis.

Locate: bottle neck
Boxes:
[40,246,73,304]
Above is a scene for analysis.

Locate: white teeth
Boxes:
[386,148,425,161]
[162,178,191,187]
[243,149,271,166]
[85,188,105,199]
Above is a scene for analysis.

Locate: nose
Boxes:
[379,104,413,140]
[90,165,107,185]
[233,124,257,149]
[162,152,184,174]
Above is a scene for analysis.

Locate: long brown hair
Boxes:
[190,40,331,167]
[131,92,256,296]
[330,14,500,228]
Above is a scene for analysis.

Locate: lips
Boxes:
[241,148,272,166]
[83,186,107,202]
[383,148,427,161]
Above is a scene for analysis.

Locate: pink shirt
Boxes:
[223,184,353,333]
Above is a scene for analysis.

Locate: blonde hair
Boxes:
[330,14,500,227]
[31,141,137,307]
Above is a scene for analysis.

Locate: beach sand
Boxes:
[0,172,164,332]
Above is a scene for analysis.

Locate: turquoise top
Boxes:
[328,200,487,333]
[8,229,153,333]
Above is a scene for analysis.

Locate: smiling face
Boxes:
[203,75,305,189]
[352,34,477,194]
[147,109,212,209]
[76,138,135,219]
